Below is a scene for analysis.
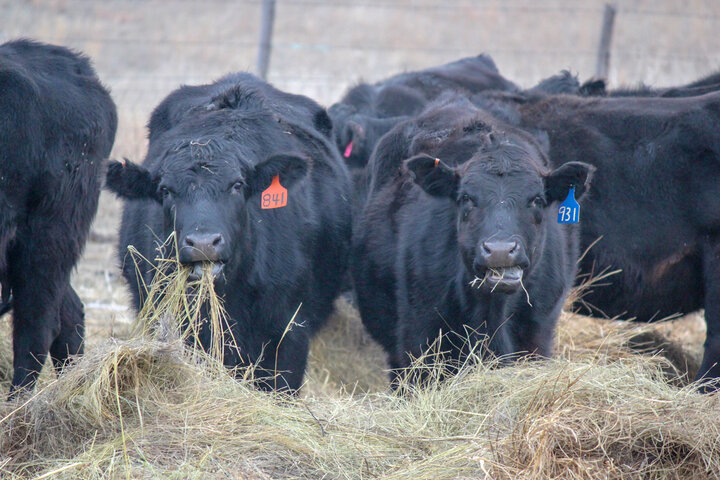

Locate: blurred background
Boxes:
[0,0,715,356]
[2,0,719,160]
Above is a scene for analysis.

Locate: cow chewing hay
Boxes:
[126,244,240,367]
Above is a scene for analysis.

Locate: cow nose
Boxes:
[480,240,520,267]
[180,232,225,263]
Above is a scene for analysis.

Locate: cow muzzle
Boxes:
[470,240,527,294]
[179,232,228,281]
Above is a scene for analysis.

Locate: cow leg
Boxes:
[10,277,64,395]
[256,330,310,393]
[49,286,85,373]
[698,238,720,392]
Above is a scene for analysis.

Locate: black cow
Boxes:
[330,54,519,171]
[472,90,720,391]
[330,66,592,221]
[106,73,352,392]
[351,97,593,382]
[0,39,117,394]
[581,69,720,98]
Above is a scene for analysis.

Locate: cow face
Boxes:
[405,149,592,294]
[107,151,308,281]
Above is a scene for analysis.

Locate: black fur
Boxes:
[527,70,583,95]
[480,90,720,391]
[0,39,117,394]
[585,70,720,98]
[351,97,592,384]
[107,73,351,393]
[329,54,520,174]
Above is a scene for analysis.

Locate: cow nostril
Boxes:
[509,241,519,254]
[182,233,225,262]
[481,242,491,255]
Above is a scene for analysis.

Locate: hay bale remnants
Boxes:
[0,266,717,479]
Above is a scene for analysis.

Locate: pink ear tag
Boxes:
[343,140,354,158]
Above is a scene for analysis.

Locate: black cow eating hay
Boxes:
[351,97,593,383]
[106,73,351,392]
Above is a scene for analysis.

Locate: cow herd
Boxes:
[2,38,720,397]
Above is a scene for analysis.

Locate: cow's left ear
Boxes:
[246,153,309,198]
[405,154,459,198]
[544,161,595,202]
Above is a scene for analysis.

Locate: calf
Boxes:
[0,39,117,394]
[474,90,720,391]
[351,97,592,381]
[106,73,351,392]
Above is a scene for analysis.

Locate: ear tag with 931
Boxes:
[557,187,579,223]
[261,175,287,209]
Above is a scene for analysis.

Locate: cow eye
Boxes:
[530,195,546,209]
[460,193,472,204]
[159,186,172,200]
[231,180,245,194]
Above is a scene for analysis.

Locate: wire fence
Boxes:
[1,0,718,159]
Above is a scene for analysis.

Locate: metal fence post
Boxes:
[256,0,276,80]
[595,3,617,80]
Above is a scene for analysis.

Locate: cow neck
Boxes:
[231,206,256,282]
[457,265,515,356]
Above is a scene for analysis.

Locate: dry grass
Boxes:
[0,267,717,479]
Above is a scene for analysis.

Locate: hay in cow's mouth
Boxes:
[470,266,524,290]
[187,261,225,281]
[125,245,240,367]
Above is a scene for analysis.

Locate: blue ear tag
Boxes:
[557,187,580,224]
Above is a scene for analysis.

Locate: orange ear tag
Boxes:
[261,175,288,209]
[434,158,440,167]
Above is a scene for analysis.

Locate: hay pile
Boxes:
[1,263,719,479]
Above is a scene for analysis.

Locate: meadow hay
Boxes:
[0,259,718,478]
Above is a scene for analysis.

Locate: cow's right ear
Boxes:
[404,154,459,198]
[105,160,161,202]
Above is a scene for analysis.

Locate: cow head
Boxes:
[405,142,592,294]
[107,149,308,281]
[329,103,408,170]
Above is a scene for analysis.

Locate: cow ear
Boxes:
[544,161,595,202]
[312,108,333,139]
[246,153,309,198]
[105,159,161,202]
[579,78,607,96]
[404,154,459,198]
[342,121,365,155]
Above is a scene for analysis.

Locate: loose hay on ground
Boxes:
[0,263,717,479]
[1,324,719,478]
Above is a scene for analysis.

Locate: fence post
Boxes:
[595,3,617,80]
[256,0,276,80]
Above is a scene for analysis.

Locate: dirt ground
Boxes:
[0,0,716,387]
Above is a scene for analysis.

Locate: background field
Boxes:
[0,1,719,478]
